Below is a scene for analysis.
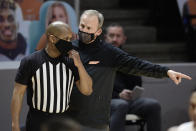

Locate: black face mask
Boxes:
[78,30,95,44]
[55,39,73,56]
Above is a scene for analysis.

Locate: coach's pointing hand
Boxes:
[167,70,192,85]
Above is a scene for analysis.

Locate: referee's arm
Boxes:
[11,83,27,131]
[69,50,93,96]
[76,64,93,96]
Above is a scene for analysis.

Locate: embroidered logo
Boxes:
[88,61,100,64]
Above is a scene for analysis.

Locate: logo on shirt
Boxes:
[88,61,100,64]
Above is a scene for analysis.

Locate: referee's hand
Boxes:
[68,50,82,68]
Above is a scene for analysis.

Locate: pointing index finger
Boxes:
[180,73,192,80]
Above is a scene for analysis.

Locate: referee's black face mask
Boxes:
[55,39,73,56]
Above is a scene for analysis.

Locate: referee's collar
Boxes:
[43,49,66,63]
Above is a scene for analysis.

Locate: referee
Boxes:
[11,21,92,131]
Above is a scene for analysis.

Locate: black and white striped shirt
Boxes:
[15,49,79,113]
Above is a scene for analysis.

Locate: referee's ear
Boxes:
[48,34,57,44]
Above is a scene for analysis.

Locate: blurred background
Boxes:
[0,0,196,131]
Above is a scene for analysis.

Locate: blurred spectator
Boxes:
[183,0,196,28]
[45,2,70,27]
[168,88,196,131]
[36,1,76,51]
[0,0,28,61]
[183,0,196,61]
[15,0,43,20]
[105,23,162,131]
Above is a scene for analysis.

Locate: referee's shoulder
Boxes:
[21,49,43,62]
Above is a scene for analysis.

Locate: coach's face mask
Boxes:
[55,39,73,56]
[78,30,95,44]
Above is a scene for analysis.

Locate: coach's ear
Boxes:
[95,28,102,37]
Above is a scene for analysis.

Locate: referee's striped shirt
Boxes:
[15,50,79,113]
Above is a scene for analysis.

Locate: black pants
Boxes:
[110,98,161,131]
[26,109,66,131]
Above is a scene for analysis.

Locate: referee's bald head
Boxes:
[46,21,72,42]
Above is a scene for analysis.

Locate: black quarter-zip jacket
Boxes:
[67,38,169,128]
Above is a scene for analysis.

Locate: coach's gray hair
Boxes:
[81,9,104,29]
